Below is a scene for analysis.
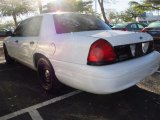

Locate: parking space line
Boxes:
[0,90,81,120]
[29,110,43,120]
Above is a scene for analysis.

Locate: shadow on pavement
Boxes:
[38,86,160,120]
[0,63,73,117]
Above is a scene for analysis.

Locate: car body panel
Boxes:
[142,21,160,41]
[3,13,160,94]
[51,51,160,94]
[144,27,160,41]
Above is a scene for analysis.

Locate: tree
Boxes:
[120,11,134,22]
[117,2,146,22]
[37,0,42,14]
[108,10,121,24]
[43,0,93,14]
[130,0,160,11]
[0,0,35,27]
[74,0,93,13]
[0,21,15,30]
[126,7,144,20]
[97,0,109,24]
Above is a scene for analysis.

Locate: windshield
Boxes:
[53,13,111,34]
[148,21,160,28]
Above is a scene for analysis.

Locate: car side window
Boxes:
[13,21,27,36]
[137,24,144,29]
[130,24,137,29]
[13,16,42,37]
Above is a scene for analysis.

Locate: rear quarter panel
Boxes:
[35,14,96,65]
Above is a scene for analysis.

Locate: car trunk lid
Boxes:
[73,30,154,65]
[73,30,153,46]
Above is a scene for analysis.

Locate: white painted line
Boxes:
[32,90,81,109]
[29,110,43,120]
[0,90,81,120]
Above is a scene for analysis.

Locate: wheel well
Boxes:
[33,53,49,68]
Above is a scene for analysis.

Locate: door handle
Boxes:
[15,40,18,43]
[30,41,34,45]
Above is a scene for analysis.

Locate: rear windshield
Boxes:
[53,13,111,34]
[112,23,128,28]
[148,21,160,28]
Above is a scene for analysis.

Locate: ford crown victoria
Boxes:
[3,13,160,94]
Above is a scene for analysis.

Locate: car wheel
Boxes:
[3,44,14,64]
[37,57,60,92]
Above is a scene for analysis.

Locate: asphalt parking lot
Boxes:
[0,44,160,120]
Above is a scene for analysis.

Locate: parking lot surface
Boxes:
[0,45,160,120]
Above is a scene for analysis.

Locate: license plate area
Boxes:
[114,41,153,62]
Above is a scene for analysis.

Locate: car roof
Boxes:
[148,21,160,28]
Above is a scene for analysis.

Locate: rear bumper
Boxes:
[51,51,160,94]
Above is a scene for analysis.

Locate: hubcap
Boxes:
[38,61,53,90]
[44,69,50,82]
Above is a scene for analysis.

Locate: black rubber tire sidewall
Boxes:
[37,58,57,92]
[3,45,14,64]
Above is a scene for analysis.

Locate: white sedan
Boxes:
[3,12,160,94]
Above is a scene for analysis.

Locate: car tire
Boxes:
[37,57,60,92]
[3,44,14,64]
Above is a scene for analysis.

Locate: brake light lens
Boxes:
[141,28,147,32]
[122,28,128,31]
[87,39,117,65]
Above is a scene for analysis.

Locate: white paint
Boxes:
[53,51,160,94]
[0,90,81,120]
[29,110,43,120]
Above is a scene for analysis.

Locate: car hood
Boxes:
[73,30,153,46]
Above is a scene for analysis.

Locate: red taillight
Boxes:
[87,39,117,65]
[141,28,147,32]
[122,28,128,31]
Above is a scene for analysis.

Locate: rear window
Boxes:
[112,23,128,28]
[148,21,160,28]
[53,13,111,34]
